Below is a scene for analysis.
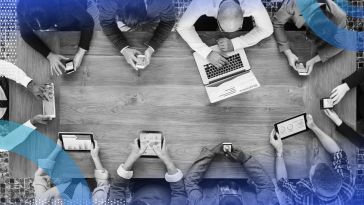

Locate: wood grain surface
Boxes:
[9,31,356,179]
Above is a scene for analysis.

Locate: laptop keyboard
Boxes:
[204,54,244,79]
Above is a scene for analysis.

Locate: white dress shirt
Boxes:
[0,60,33,88]
[0,60,36,151]
[177,0,273,58]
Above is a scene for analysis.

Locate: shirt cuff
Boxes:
[24,120,36,130]
[165,169,183,183]
[20,77,33,88]
[38,159,56,171]
[95,169,109,180]
[120,46,130,56]
[197,47,214,59]
[117,164,133,179]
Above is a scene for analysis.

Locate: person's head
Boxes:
[120,0,147,28]
[217,0,244,32]
[218,180,243,205]
[17,0,54,30]
[309,163,343,199]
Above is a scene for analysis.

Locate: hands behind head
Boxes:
[121,47,142,70]
[46,52,69,76]
[27,81,53,101]
[30,115,53,125]
[269,129,283,155]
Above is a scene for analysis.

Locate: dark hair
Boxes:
[120,0,147,28]
[130,200,148,205]
[17,0,54,30]
[311,163,342,196]
[219,195,243,205]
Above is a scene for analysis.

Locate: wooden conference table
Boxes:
[10,31,357,179]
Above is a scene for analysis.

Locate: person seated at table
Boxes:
[107,139,187,205]
[33,139,105,204]
[17,0,94,76]
[185,143,277,205]
[329,67,364,117]
[270,114,355,205]
[98,0,176,71]
[176,0,273,68]
[0,60,52,150]
[273,0,346,75]
[324,109,364,148]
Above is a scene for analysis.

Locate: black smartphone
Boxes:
[274,113,308,140]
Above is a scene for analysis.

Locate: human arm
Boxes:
[269,130,288,181]
[230,1,273,50]
[306,114,341,154]
[1,115,52,151]
[331,68,364,105]
[90,141,110,185]
[152,139,187,205]
[108,138,146,202]
[183,144,221,204]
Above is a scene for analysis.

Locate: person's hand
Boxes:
[90,140,100,159]
[226,147,244,162]
[323,109,343,126]
[207,51,229,68]
[306,114,316,130]
[209,143,224,155]
[144,47,155,68]
[121,47,142,70]
[269,129,283,155]
[284,50,298,70]
[46,52,69,76]
[305,55,321,75]
[27,81,52,101]
[330,83,350,105]
[152,139,173,164]
[30,115,53,125]
[73,48,87,71]
[128,138,147,161]
[217,38,234,52]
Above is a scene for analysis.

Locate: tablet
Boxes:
[274,114,308,139]
[59,132,94,151]
[139,131,163,157]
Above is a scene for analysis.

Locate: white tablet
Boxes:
[139,131,163,157]
[274,114,308,139]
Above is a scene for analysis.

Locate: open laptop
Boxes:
[193,45,260,103]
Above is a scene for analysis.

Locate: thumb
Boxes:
[59,55,69,60]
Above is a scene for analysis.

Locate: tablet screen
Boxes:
[140,132,162,156]
[276,114,307,139]
[60,133,94,151]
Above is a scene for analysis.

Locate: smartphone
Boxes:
[296,62,308,76]
[42,83,55,118]
[136,55,147,69]
[59,132,95,152]
[320,98,334,109]
[64,60,75,74]
[138,131,163,157]
[223,143,232,153]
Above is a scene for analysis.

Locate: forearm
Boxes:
[148,20,175,50]
[20,28,51,58]
[242,154,274,189]
[317,44,343,63]
[0,60,33,88]
[337,122,364,147]
[311,126,341,154]
[275,153,288,180]
[100,21,129,51]
[343,68,364,89]
[164,159,178,175]
[92,156,105,171]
